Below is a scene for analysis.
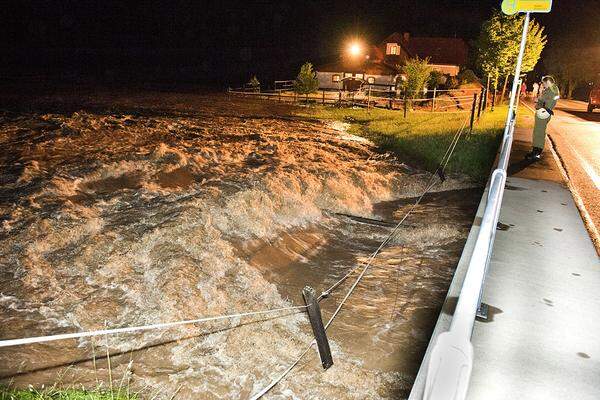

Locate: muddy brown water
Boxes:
[0,91,482,399]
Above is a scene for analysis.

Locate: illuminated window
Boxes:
[355,73,364,80]
[344,72,353,78]
[332,74,340,82]
[367,76,375,84]
[386,43,399,55]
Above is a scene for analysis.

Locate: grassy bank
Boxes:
[298,105,526,181]
[0,386,138,400]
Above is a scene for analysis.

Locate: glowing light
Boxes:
[349,43,362,56]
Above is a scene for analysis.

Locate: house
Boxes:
[316,32,468,90]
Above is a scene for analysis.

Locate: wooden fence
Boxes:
[228,80,493,130]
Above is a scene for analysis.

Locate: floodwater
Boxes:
[0,90,481,399]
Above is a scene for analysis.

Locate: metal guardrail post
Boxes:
[302,286,333,369]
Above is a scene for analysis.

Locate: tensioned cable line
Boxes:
[0,305,306,348]
[318,115,469,303]
[251,114,470,399]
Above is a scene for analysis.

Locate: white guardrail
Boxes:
[422,12,531,400]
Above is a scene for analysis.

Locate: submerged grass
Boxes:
[0,386,138,400]
[298,105,526,181]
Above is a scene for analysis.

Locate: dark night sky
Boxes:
[1,1,599,85]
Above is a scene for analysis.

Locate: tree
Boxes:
[400,57,432,101]
[293,62,319,102]
[475,10,546,101]
[247,75,260,92]
[544,39,596,99]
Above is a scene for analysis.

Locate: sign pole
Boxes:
[503,12,530,132]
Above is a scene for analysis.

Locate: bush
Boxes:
[428,70,446,89]
[293,62,319,96]
[446,76,460,89]
[458,69,480,84]
[401,57,432,99]
[247,75,260,92]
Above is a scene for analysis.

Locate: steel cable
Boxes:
[251,113,471,399]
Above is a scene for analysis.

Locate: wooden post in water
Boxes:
[302,286,333,369]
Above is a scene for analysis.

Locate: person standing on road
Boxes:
[526,76,560,160]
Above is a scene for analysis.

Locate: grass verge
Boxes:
[0,386,137,400]
[298,105,529,181]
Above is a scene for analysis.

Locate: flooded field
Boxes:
[0,90,482,399]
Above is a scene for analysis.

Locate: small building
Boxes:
[316,32,469,91]
[316,61,397,91]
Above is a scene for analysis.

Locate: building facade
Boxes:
[316,32,468,91]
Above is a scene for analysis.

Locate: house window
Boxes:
[386,43,399,55]
[355,73,364,80]
[332,74,340,82]
[367,76,375,84]
[343,72,353,78]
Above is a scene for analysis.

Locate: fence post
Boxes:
[278,90,281,102]
[302,286,333,369]
[477,88,484,119]
[403,92,408,118]
[469,93,477,133]
[482,88,487,111]
[367,85,371,110]
[338,90,342,106]
[432,86,437,112]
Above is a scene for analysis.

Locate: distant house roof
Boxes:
[377,32,468,66]
[405,37,468,66]
[316,32,468,76]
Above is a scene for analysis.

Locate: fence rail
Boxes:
[228,87,488,117]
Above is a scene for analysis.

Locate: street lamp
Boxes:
[348,42,362,57]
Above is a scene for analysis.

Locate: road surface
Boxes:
[524,98,600,252]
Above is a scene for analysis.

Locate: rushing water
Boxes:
[0,90,481,399]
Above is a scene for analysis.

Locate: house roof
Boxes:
[405,37,468,66]
[378,32,468,66]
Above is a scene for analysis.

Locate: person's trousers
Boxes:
[532,115,551,149]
